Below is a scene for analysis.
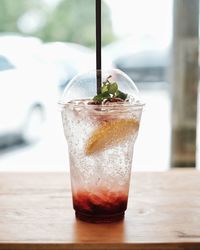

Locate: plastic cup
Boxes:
[59,69,144,223]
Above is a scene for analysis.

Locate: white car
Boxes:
[0,39,59,147]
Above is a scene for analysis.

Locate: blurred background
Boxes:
[0,0,199,171]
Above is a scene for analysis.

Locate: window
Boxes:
[1,0,198,171]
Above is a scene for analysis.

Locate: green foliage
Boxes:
[93,75,128,103]
[0,0,27,32]
[35,0,114,47]
[0,0,115,47]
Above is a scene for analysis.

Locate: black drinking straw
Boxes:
[96,0,101,95]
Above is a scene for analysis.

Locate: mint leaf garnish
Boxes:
[93,75,127,104]
[93,91,110,103]
[115,90,128,100]
[101,84,108,93]
[108,82,118,94]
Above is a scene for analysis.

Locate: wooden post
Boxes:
[171,0,199,167]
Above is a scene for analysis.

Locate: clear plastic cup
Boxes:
[59,69,144,223]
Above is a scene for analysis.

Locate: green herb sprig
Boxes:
[93,75,127,104]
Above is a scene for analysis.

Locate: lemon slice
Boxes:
[85,119,139,155]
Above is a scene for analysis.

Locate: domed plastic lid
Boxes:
[59,68,143,105]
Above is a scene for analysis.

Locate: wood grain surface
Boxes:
[0,170,200,250]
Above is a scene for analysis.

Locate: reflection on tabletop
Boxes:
[73,219,125,243]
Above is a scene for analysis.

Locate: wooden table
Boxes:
[0,170,200,250]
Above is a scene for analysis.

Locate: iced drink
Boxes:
[60,70,144,223]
